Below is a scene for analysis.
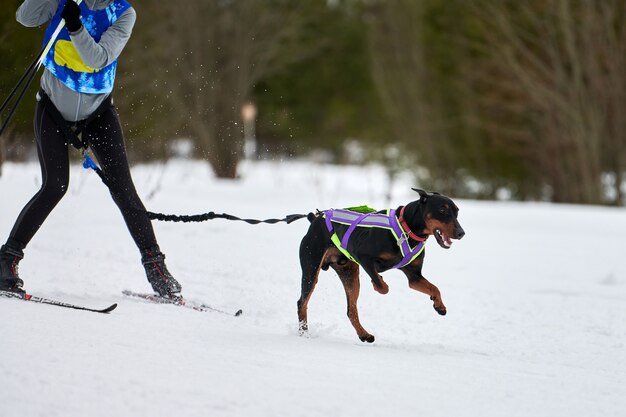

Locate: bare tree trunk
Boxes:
[366,0,458,194]
[466,0,624,204]
[117,1,321,179]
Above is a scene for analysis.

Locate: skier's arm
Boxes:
[70,7,136,69]
[16,0,59,27]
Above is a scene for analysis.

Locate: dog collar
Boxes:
[399,206,427,242]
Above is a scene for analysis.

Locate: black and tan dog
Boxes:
[297,188,464,343]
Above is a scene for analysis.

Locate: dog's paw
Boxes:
[430,296,447,315]
[298,321,309,336]
[372,279,389,295]
[359,333,375,343]
[433,304,447,315]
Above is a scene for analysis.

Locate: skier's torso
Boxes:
[17,0,136,121]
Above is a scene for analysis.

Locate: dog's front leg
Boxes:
[359,257,389,295]
[406,274,447,315]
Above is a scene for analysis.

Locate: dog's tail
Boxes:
[307,212,318,223]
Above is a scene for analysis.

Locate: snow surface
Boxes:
[1,159,625,417]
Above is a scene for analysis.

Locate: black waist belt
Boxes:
[38,89,113,151]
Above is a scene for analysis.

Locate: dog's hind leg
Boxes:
[297,229,329,336]
[330,260,375,343]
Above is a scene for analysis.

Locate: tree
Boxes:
[118,0,327,178]
[252,0,387,159]
[0,0,43,172]
[365,0,626,204]
[466,0,626,204]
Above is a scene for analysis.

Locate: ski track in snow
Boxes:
[1,160,625,417]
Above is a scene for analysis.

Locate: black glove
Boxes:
[61,0,82,33]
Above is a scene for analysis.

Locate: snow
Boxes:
[1,159,625,417]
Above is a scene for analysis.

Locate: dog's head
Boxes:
[408,188,465,249]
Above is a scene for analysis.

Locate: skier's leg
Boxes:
[86,107,181,297]
[1,101,70,292]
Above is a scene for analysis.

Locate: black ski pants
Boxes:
[9,99,157,251]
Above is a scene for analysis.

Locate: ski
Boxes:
[0,290,117,314]
[122,290,243,317]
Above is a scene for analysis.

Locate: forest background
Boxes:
[1,0,624,205]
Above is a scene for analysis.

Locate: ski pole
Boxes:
[0,0,83,137]
[0,44,46,115]
[0,64,40,137]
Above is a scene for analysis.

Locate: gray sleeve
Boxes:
[69,7,136,69]
[16,0,59,27]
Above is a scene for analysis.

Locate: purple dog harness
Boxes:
[323,208,426,269]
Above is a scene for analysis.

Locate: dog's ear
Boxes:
[411,188,430,202]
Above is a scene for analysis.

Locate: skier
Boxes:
[0,0,182,298]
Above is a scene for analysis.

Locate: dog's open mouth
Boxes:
[434,229,453,249]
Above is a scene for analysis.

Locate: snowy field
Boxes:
[1,159,625,417]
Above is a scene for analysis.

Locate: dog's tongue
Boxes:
[443,233,453,248]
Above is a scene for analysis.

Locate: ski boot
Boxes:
[141,246,182,299]
[0,239,25,294]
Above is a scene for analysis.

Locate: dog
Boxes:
[297,188,464,343]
